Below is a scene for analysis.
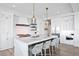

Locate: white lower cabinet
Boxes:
[60,34,74,45]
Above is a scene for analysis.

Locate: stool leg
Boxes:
[34,54,36,56]
[41,51,43,56]
[44,49,46,56]
[52,46,53,55]
[53,46,56,55]
[49,47,51,56]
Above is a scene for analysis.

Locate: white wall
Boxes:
[36,19,45,34]
[74,12,79,47]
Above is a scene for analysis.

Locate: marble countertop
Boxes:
[16,34,58,45]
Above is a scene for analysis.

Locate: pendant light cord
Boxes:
[46,7,48,18]
[33,3,35,17]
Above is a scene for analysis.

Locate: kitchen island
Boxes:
[14,35,58,56]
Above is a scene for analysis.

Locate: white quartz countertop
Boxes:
[16,35,58,45]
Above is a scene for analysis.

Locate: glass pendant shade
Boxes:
[31,3,36,24]
[31,16,36,24]
[46,7,48,19]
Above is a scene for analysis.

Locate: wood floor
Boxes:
[0,48,14,56]
[56,44,79,56]
[0,44,79,56]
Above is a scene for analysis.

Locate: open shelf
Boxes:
[16,24,30,26]
[30,24,37,25]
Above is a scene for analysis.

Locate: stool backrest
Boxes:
[51,38,59,47]
[43,40,51,49]
[32,43,43,54]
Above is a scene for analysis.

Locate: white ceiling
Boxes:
[0,3,79,18]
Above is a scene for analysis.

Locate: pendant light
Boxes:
[30,3,37,37]
[31,3,36,24]
[46,7,48,19]
[45,7,51,36]
[46,7,51,24]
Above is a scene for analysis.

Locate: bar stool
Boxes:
[43,40,51,56]
[30,43,43,56]
[54,38,60,48]
[51,38,60,55]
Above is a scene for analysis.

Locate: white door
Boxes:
[0,13,13,50]
[0,19,8,50]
